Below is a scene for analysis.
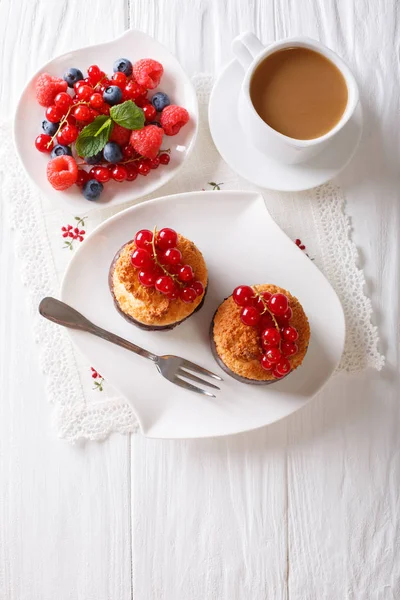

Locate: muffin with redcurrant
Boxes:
[109,227,207,330]
[211,284,310,383]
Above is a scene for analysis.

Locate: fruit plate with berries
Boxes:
[14,29,198,210]
[60,190,345,439]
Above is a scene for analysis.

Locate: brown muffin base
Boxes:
[210,310,287,385]
[109,243,208,331]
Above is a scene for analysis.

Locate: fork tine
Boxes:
[179,359,223,381]
[172,376,216,398]
[178,368,220,390]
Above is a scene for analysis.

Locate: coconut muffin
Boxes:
[109,227,208,330]
[211,284,310,383]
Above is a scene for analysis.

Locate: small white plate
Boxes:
[209,59,363,192]
[14,29,198,211]
[61,190,345,439]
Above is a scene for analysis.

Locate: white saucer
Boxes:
[209,59,363,192]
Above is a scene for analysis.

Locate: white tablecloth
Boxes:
[1,1,398,598]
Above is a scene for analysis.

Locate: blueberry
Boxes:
[151,92,170,112]
[84,150,104,165]
[103,85,123,106]
[82,179,103,201]
[51,144,72,159]
[42,119,59,135]
[63,67,84,88]
[103,142,123,164]
[113,58,133,76]
[146,121,163,128]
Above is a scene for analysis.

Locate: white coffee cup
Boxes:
[232,32,359,164]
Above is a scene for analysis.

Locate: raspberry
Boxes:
[130,125,164,159]
[160,105,189,136]
[35,73,68,107]
[132,59,163,90]
[109,124,131,146]
[47,155,78,190]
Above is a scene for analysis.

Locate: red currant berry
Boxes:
[76,85,92,101]
[261,328,281,347]
[180,287,197,303]
[89,92,104,109]
[54,92,72,111]
[138,269,157,288]
[157,228,178,250]
[240,306,261,327]
[66,114,77,126]
[257,313,275,332]
[260,355,275,371]
[135,96,148,108]
[122,144,134,159]
[143,103,157,122]
[232,285,254,307]
[73,80,85,92]
[178,264,194,283]
[35,134,53,152]
[155,275,175,295]
[135,229,153,249]
[163,247,182,265]
[87,109,99,122]
[159,153,170,165]
[112,72,127,88]
[275,358,291,376]
[261,291,272,302]
[148,157,160,169]
[252,295,265,312]
[87,65,101,84]
[137,159,150,176]
[272,369,285,379]
[268,293,289,316]
[124,81,146,101]
[282,326,298,342]
[73,105,91,121]
[92,166,110,183]
[46,105,63,123]
[111,164,128,182]
[192,280,205,297]
[131,248,152,269]
[99,103,110,115]
[57,124,79,144]
[166,287,180,300]
[281,341,298,357]
[168,263,181,275]
[126,164,138,181]
[265,347,282,364]
[76,170,90,187]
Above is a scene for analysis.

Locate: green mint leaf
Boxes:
[110,100,145,130]
[75,116,113,157]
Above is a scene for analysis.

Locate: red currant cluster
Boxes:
[130,228,205,303]
[232,286,299,380]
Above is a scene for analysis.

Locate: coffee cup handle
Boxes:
[232,32,265,69]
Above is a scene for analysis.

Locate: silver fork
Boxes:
[39,297,222,398]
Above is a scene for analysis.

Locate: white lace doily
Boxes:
[0,75,384,442]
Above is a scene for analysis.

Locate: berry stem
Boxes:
[46,101,89,149]
[93,75,107,90]
[150,226,183,287]
[252,286,282,349]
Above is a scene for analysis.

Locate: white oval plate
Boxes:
[61,190,345,439]
[14,29,198,211]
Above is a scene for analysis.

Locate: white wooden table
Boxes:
[1,1,399,598]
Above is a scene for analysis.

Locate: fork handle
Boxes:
[39,297,158,362]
